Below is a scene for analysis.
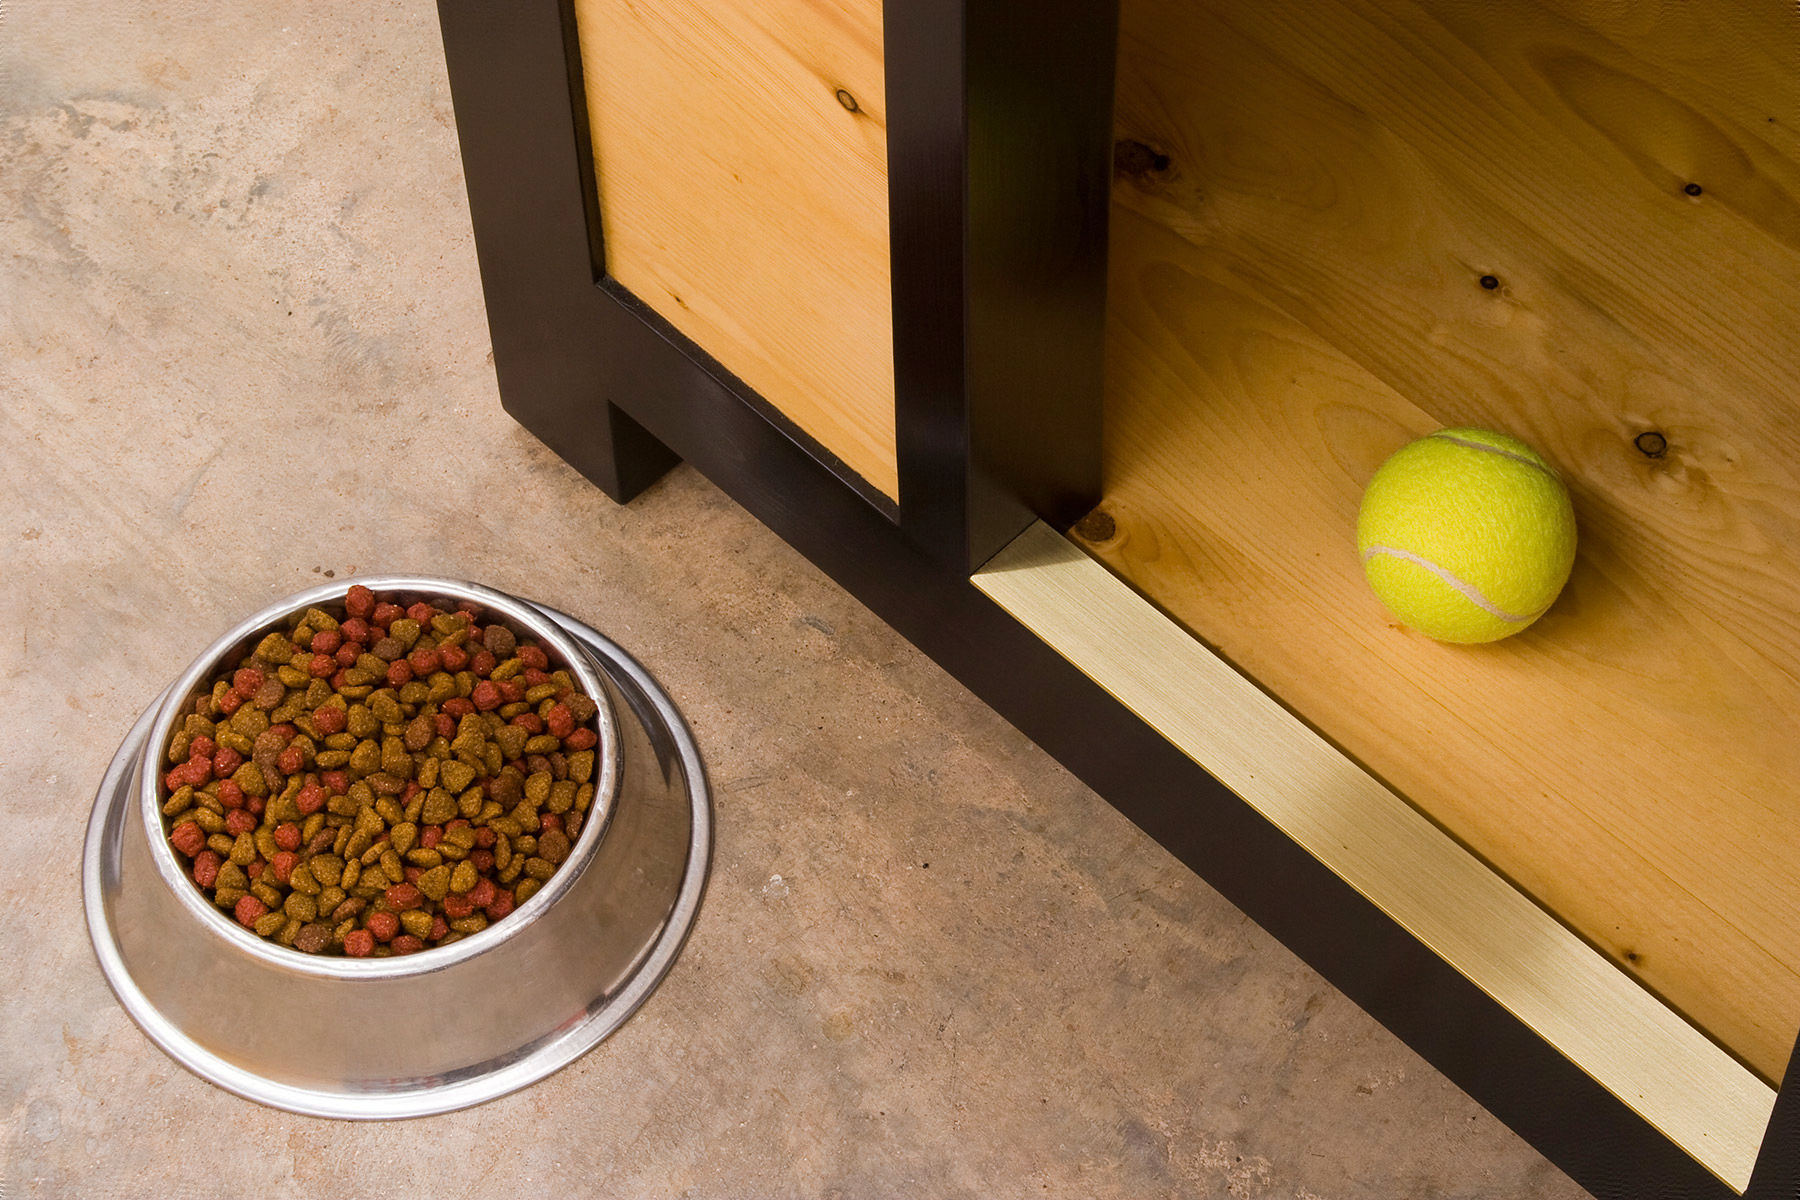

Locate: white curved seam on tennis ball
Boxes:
[1360,545,1536,623]
[1426,432,1560,481]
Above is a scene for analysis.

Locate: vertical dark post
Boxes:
[1745,1032,1800,1199]
[885,0,1117,571]
[438,0,679,503]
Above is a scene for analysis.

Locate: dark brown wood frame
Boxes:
[435,2,1797,1194]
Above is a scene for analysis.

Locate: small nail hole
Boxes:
[1683,182,1703,196]
[1634,431,1668,459]
[1479,275,1500,290]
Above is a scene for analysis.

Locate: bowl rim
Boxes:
[137,575,622,979]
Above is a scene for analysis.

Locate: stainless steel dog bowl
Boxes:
[83,577,711,1118]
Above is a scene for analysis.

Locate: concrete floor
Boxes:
[0,3,1590,1196]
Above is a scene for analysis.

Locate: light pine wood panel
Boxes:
[573,0,896,498]
[1095,0,1800,1081]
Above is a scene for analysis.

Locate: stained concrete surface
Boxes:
[0,3,1591,1196]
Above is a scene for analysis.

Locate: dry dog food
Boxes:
[160,585,602,956]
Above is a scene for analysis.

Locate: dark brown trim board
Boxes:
[434,2,1795,1196]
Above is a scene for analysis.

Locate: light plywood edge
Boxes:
[974,520,1774,1192]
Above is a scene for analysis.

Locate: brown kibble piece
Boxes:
[537,828,571,865]
[404,714,434,752]
[417,865,453,902]
[420,788,457,825]
[482,624,517,659]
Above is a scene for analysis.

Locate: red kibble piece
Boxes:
[345,584,376,619]
[163,767,186,792]
[407,646,441,676]
[510,712,545,735]
[366,911,400,943]
[385,883,423,911]
[332,644,358,668]
[329,668,351,692]
[446,818,470,833]
[441,697,474,718]
[434,713,456,739]
[430,915,450,941]
[276,745,304,776]
[246,794,265,816]
[469,877,497,908]
[546,703,575,739]
[420,825,443,849]
[216,779,245,809]
[391,934,425,955]
[170,820,206,857]
[225,808,258,835]
[339,616,370,642]
[564,727,597,752]
[274,822,302,852]
[181,758,213,787]
[344,929,375,957]
[310,628,341,655]
[371,602,405,628]
[497,678,526,704]
[271,851,298,884]
[470,649,497,678]
[407,601,437,624]
[470,680,501,711]
[539,813,562,833]
[474,826,497,848]
[439,644,469,672]
[404,865,423,883]
[321,769,349,794]
[246,859,264,879]
[217,689,244,716]
[192,850,222,888]
[308,652,335,679]
[188,735,217,761]
[469,849,495,873]
[485,890,515,921]
[232,667,265,698]
[234,895,268,928]
[312,706,347,735]
[385,660,413,688]
[296,782,326,816]
[212,747,242,777]
[442,892,476,919]
[401,781,421,806]
[522,667,551,688]
[518,644,550,670]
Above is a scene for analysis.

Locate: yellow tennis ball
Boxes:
[1356,427,1577,643]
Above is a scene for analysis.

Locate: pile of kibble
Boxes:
[160,584,601,957]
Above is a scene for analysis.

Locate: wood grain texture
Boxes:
[573,0,896,498]
[1095,0,1800,1081]
[977,522,1774,1191]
